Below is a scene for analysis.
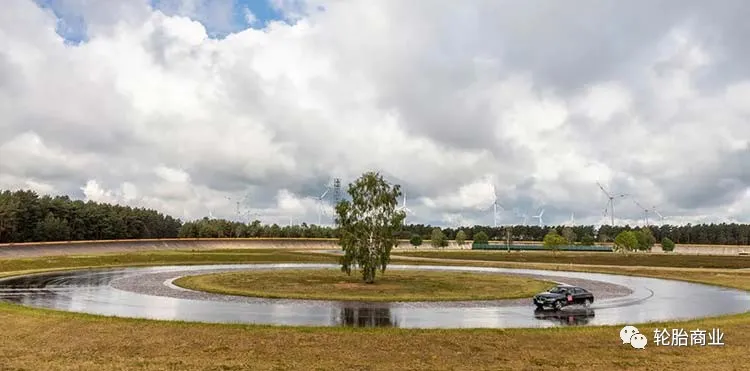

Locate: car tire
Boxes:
[535,304,545,311]
[554,301,563,310]
[584,299,592,308]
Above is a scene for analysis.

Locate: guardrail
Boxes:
[471,243,613,252]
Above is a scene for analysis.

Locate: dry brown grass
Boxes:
[0,303,748,371]
[0,249,748,370]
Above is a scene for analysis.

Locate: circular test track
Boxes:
[1,263,749,329]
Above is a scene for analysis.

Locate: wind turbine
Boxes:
[532,208,545,226]
[316,187,330,226]
[597,182,628,226]
[396,193,414,225]
[484,197,503,227]
[513,208,528,225]
[651,207,665,225]
[566,212,576,227]
[225,196,241,220]
[632,199,651,226]
[488,185,505,227]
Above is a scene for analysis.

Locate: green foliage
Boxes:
[4,188,750,248]
[334,172,406,284]
[430,228,448,248]
[614,231,639,252]
[580,234,596,246]
[561,227,577,244]
[409,234,422,247]
[34,213,71,242]
[542,230,567,253]
[473,231,489,245]
[178,219,337,239]
[662,237,676,252]
[455,230,467,246]
[0,189,181,243]
[635,227,656,251]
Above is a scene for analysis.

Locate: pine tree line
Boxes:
[1,189,749,245]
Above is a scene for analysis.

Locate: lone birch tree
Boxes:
[335,172,406,283]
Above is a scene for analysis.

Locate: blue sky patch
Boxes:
[33,0,89,44]
[34,0,292,43]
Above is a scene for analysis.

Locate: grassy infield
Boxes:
[173,269,552,302]
[0,248,748,370]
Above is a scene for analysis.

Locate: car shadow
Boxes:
[533,307,596,326]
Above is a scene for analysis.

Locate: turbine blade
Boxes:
[596,182,612,198]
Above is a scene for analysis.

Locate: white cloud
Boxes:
[575,82,633,123]
[0,0,748,227]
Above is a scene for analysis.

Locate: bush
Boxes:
[455,230,467,246]
[473,231,489,245]
[580,234,596,246]
[561,227,577,244]
[430,228,448,248]
[635,227,656,251]
[614,231,639,252]
[661,237,675,252]
[409,234,422,248]
[543,230,567,253]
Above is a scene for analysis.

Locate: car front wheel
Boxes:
[554,301,563,310]
[584,299,592,308]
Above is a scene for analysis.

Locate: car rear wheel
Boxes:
[554,301,563,310]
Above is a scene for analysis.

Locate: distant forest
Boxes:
[1,189,749,245]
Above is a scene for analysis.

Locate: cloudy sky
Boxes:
[1,0,749,227]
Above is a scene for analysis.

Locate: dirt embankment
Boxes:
[0,238,471,258]
[0,238,746,258]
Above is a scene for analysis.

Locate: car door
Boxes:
[563,288,575,304]
[571,288,585,304]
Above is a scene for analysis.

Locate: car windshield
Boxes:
[548,287,568,293]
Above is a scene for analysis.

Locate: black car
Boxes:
[533,285,594,310]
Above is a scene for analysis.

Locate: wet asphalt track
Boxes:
[0,263,749,329]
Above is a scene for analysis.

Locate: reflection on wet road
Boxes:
[533,308,596,326]
[0,264,749,329]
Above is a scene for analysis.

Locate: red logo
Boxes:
[567,295,573,302]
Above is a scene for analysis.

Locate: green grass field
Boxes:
[0,249,748,370]
[173,269,553,302]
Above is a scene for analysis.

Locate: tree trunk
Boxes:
[365,230,375,283]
